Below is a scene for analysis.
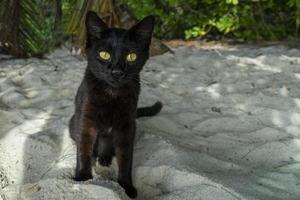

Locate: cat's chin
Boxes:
[105,79,123,88]
[104,78,131,88]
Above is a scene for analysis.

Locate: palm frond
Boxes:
[0,0,61,57]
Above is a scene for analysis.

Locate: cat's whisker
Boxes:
[127,75,147,85]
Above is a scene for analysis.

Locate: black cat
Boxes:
[69,11,162,198]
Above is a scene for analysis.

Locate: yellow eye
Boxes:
[126,53,137,62]
[99,51,111,61]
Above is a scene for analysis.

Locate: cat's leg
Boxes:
[96,133,114,166]
[69,114,77,141]
[114,120,137,198]
[94,112,114,166]
[75,119,97,181]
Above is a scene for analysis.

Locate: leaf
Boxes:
[232,0,239,5]
[0,0,60,57]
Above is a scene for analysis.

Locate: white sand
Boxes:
[0,45,299,200]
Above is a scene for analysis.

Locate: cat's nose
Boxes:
[111,69,124,79]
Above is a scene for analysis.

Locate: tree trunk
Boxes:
[0,0,23,57]
[54,0,62,32]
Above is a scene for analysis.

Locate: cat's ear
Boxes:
[129,15,155,46]
[85,11,108,37]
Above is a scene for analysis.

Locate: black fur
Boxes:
[69,11,162,199]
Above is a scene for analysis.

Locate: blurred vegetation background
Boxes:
[0,0,299,57]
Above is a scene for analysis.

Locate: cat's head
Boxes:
[85,11,154,87]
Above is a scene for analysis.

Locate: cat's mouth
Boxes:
[105,77,126,88]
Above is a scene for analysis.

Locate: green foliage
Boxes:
[124,0,299,41]
[0,0,117,57]
[0,0,299,57]
[287,0,300,37]
[0,0,67,57]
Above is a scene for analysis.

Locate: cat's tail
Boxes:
[136,101,163,118]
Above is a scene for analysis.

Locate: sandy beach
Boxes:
[0,45,299,200]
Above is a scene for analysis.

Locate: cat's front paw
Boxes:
[99,156,112,167]
[119,181,137,199]
[125,186,137,199]
[74,171,93,181]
